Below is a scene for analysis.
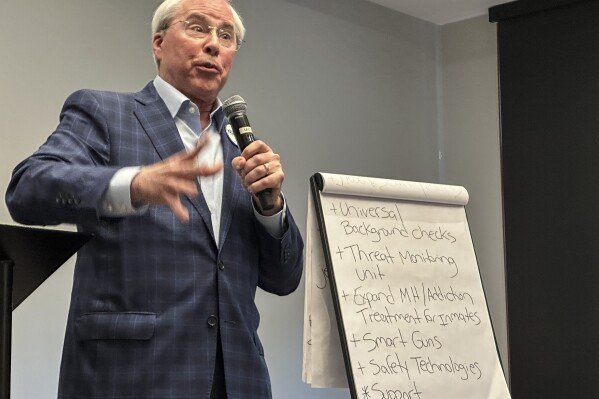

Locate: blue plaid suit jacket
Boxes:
[6,82,304,399]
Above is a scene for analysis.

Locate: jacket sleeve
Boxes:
[5,90,119,226]
[255,208,304,296]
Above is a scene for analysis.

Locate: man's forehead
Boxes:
[177,0,233,21]
[183,10,234,27]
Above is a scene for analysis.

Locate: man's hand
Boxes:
[232,140,284,216]
[131,139,222,223]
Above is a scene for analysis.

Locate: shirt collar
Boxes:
[153,76,223,123]
[153,76,234,146]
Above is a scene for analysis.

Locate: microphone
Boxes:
[222,95,274,211]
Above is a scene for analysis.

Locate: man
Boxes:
[5,0,303,398]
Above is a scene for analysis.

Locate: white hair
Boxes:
[151,0,246,65]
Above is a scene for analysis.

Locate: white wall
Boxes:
[1,0,504,398]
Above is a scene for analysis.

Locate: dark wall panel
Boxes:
[493,0,599,397]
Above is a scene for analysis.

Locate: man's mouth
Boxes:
[195,62,221,73]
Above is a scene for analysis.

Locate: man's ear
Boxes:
[152,32,164,63]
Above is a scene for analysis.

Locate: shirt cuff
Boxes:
[99,167,148,217]
[253,193,287,239]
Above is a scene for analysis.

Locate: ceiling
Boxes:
[363,0,510,25]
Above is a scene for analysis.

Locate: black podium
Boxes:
[0,224,91,399]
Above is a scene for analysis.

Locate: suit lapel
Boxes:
[217,116,242,249]
[133,83,215,241]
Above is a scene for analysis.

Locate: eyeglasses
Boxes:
[168,19,240,50]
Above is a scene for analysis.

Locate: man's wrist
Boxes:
[253,193,287,238]
[100,166,147,216]
[254,193,284,216]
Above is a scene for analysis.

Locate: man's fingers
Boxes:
[178,180,199,198]
[170,199,190,223]
[240,140,269,160]
[132,137,222,222]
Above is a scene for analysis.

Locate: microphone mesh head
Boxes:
[222,94,247,117]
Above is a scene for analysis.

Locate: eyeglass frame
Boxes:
[165,19,243,51]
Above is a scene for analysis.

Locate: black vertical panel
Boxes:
[493,0,599,397]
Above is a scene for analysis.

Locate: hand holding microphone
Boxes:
[223,95,284,215]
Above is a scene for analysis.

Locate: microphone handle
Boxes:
[229,113,274,211]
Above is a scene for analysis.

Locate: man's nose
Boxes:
[203,28,221,53]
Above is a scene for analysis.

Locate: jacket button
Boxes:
[207,315,218,327]
[218,260,225,270]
